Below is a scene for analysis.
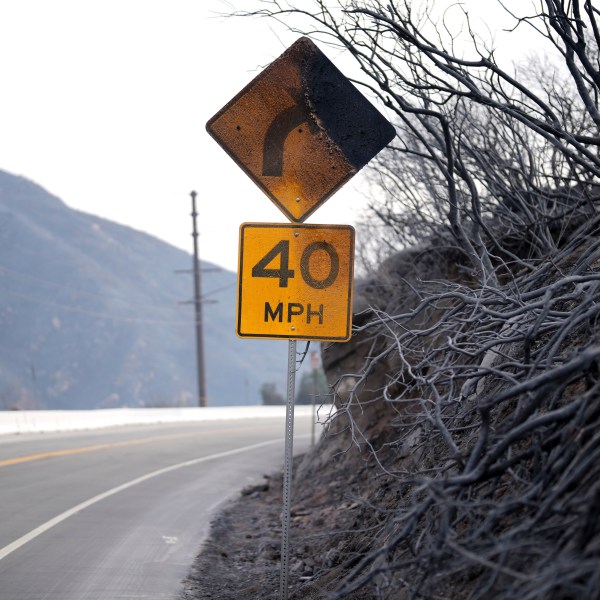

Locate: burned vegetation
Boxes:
[182,1,600,598]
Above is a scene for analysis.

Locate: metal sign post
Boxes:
[206,34,395,600]
[280,339,297,600]
[310,350,322,446]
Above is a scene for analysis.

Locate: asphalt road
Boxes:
[0,415,313,599]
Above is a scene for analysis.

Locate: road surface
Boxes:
[0,415,313,599]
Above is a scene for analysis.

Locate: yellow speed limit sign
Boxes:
[237,223,355,341]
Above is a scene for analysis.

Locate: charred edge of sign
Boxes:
[294,40,352,176]
[297,38,396,171]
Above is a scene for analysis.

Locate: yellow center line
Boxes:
[0,431,204,468]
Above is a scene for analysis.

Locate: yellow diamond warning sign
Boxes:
[237,223,354,341]
[207,37,395,223]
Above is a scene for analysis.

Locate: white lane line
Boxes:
[0,438,284,562]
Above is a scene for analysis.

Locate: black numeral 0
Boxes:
[300,242,339,289]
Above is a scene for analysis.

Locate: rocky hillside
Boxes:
[0,169,288,409]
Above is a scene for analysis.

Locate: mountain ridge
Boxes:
[0,169,288,409]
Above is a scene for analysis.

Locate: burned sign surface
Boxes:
[206,37,395,222]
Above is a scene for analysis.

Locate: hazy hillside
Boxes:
[0,169,289,409]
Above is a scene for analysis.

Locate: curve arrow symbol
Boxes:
[262,90,311,177]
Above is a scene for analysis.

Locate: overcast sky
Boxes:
[0,0,532,272]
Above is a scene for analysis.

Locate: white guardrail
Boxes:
[0,405,335,435]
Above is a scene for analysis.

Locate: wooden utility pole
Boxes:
[190,191,207,407]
